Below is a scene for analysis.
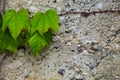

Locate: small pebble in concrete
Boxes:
[70,45,78,52]
[75,74,83,80]
[88,62,97,69]
[58,69,65,76]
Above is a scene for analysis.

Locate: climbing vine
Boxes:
[0,8,59,56]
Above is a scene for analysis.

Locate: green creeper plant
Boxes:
[0,8,59,56]
[31,9,58,35]
[2,9,30,40]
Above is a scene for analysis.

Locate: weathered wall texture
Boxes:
[0,0,120,80]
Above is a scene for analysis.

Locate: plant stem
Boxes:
[0,0,5,64]
[59,10,120,17]
[0,0,5,17]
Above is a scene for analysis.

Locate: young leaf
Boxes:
[17,9,30,33]
[17,33,26,47]
[46,9,59,32]
[31,12,50,35]
[0,31,7,52]
[31,9,59,35]
[2,9,30,40]
[0,30,18,53]
[44,30,52,44]
[28,32,47,56]
[2,9,16,32]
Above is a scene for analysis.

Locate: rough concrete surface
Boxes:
[0,0,120,80]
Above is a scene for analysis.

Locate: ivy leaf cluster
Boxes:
[2,9,30,40]
[0,8,59,56]
[31,9,58,35]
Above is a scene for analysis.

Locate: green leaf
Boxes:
[0,30,18,53]
[2,9,15,32]
[44,30,52,44]
[17,9,30,33]
[31,12,50,35]
[2,9,30,40]
[46,9,59,32]
[28,32,47,56]
[17,33,26,47]
[31,9,59,35]
[0,32,7,52]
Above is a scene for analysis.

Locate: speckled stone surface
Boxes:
[0,0,120,80]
